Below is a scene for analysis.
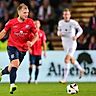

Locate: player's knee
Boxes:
[65,55,70,64]
[11,59,20,68]
[36,66,40,69]
[29,64,32,68]
[65,59,70,64]
[71,58,75,64]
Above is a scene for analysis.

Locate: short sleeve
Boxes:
[4,20,12,32]
[57,21,62,36]
[73,20,80,29]
[58,21,61,31]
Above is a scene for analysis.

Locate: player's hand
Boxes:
[73,36,77,40]
[43,52,46,58]
[57,31,63,36]
[27,41,33,47]
[28,47,32,53]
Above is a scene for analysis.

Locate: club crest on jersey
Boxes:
[40,33,42,37]
[25,25,30,29]
[20,31,23,34]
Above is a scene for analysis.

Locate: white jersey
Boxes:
[57,19,83,56]
[57,19,83,38]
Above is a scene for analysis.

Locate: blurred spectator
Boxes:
[52,25,58,36]
[88,8,96,35]
[50,0,62,24]
[35,0,42,6]
[29,0,39,20]
[5,0,12,6]
[59,0,71,11]
[5,0,13,11]
[77,34,89,50]
[0,22,3,31]
[47,39,54,50]
[19,0,30,8]
[4,10,10,23]
[38,0,56,35]
[29,11,35,19]
[0,1,7,21]
[88,35,96,50]
[9,0,20,18]
[0,21,9,42]
[79,19,89,35]
[50,0,61,8]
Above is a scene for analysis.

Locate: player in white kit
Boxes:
[57,8,85,83]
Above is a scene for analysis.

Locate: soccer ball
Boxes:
[66,83,79,94]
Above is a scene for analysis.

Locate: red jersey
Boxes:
[4,18,37,52]
[30,29,46,55]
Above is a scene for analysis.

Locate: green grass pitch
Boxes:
[0,82,95,96]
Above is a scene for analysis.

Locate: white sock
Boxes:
[63,63,70,81]
[74,60,84,71]
[10,83,15,87]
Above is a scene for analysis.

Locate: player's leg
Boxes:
[34,66,39,84]
[10,49,26,94]
[0,46,18,82]
[7,46,19,94]
[9,59,19,94]
[59,41,71,83]
[7,46,26,94]
[71,57,85,78]
[60,54,71,83]
[34,56,41,84]
[28,54,35,83]
[0,62,15,82]
[28,64,32,83]
[70,45,85,78]
[0,68,2,81]
[0,66,9,81]
[1,66,10,75]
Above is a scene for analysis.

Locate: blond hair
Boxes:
[63,8,71,12]
[17,3,28,11]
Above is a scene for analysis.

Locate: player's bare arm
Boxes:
[27,32,39,47]
[73,36,78,40]
[43,41,47,57]
[0,29,7,40]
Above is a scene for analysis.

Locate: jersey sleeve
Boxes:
[57,21,62,36]
[74,20,83,38]
[4,20,12,32]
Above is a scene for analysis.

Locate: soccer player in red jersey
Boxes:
[28,20,47,84]
[0,3,38,94]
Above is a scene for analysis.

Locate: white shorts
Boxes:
[62,38,77,56]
